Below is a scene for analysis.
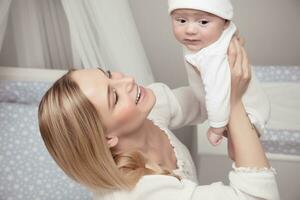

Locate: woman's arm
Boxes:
[229,102,270,168]
[227,37,270,168]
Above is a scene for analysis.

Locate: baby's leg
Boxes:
[207,127,226,146]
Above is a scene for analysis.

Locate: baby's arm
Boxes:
[200,54,232,145]
[196,54,231,128]
[184,52,231,145]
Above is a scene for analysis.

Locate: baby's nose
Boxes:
[186,23,198,34]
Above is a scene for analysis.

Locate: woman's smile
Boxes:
[136,85,146,105]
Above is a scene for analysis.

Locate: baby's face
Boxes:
[171,9,229,51]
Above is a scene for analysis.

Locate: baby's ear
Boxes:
[106,135,119,148]
[224,20,230,30]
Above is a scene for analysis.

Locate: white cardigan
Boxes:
[93,83,279,200]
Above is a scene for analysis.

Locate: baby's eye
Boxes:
[199,20,209,25]
[176,18,187,24]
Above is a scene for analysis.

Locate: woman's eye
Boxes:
[113,89,118,105]
[199,20,209,25]
[107,71,118,105]
[107,70,112,78]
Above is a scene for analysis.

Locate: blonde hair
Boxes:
[38,70,178,191]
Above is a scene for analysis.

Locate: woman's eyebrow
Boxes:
[97,67,108,76]
[97,68,112,110]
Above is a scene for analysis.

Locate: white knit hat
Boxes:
[168,0,233,20]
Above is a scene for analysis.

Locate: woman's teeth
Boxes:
[135,86,141,104]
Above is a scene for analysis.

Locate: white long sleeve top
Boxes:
[184,22,270,134]
[93,83,279,200]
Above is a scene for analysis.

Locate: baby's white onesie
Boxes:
[184,22,270,134]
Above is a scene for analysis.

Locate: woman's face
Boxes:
[71,68,156,137]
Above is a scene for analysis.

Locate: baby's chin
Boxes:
[184,41,211,52]
[185,44,204,52]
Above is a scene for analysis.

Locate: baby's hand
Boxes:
[207,127,226,146]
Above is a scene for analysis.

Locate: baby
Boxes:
[168,0,270,145]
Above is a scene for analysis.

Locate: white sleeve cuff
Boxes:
[232,162,276,174]
[229,162,280,200]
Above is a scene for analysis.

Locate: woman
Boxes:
[38,38,279,199]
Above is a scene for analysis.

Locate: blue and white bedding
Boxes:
[0,81,51,104]
[0,80,92,200]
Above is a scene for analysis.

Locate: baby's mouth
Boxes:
[184,39,200,43]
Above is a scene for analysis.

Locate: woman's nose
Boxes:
[115,76,135,92]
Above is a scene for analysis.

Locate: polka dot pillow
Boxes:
[0,80,51,104]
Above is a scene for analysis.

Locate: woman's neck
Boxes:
[112,119,177,171]
[112,119,162,154]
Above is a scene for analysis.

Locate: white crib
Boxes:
[196,65,300,161]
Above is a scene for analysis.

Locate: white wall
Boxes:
[231,0,300,66]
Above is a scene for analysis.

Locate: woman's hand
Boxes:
[226,37,270,168]
[227,37,251,106]
[226,36,251,161]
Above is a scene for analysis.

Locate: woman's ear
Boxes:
[106,135,119,148]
